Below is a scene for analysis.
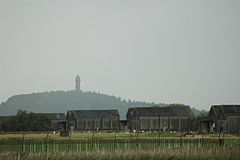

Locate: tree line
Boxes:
[0,110,52,132]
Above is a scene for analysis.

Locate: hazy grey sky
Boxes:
[0,0,240,110]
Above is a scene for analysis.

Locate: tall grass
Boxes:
[1,138,239,152]
[0,146,239,160]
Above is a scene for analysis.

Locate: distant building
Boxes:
[75,75,81,91]
[44,113,66,131]
[120,120,128,131]
[126,106,191,131]
[199,119,213,133]
[208,105,240,133]
[66,110,120,130]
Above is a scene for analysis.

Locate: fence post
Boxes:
[91,132,95,151]
[114,132,117,150]
[158,132,161,144]
[180,131,183,147]
[218,131,225,147]
[45,133,49,152]
[21,134,25,152]
[68,132,72,152]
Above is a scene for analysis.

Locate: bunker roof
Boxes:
[211,105,240,116]
[127,106,191,117]
[67,110,119,118]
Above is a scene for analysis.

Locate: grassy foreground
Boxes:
[0,146,239,160]
[0,132,183,141]
[1,132,240,141]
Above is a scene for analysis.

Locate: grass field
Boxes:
[0,131,240,160]
[0,131,183,141]
[1,131,240,141]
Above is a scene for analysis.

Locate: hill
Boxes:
[0,90,207,119]
[0,90,165,119]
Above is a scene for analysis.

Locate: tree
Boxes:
[167,104,194,117]
[189,112,208,131]
[1,110,52,132]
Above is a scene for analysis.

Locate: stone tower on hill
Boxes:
[75,75,81,91]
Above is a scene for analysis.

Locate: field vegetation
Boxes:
[0,132,239,159]
[0,146,239,160]
[0,131,239,152]
[1,131,240,141]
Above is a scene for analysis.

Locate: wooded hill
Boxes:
[0,90,206,119]
[0,90,163,119]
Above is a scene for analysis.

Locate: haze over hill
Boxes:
[0,75,207,119]
[0,90,164,119]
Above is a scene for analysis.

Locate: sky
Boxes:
[0,0,240,111]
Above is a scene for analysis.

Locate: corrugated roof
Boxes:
[212,105,240,116]
[128,106,191,117]
[68,110,119,118]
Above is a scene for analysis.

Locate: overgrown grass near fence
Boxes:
[0,146,240,160]
[0,132,183,141]
[1,131,240,141]
[0,132,240,153]
[0,138,240,153]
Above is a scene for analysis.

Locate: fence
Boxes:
[0,138,239,153]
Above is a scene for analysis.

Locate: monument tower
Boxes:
[75,75,81,91]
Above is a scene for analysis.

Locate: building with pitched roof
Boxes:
[66,110,120,130]
[126,106,191,131]
[208,105,240,133]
